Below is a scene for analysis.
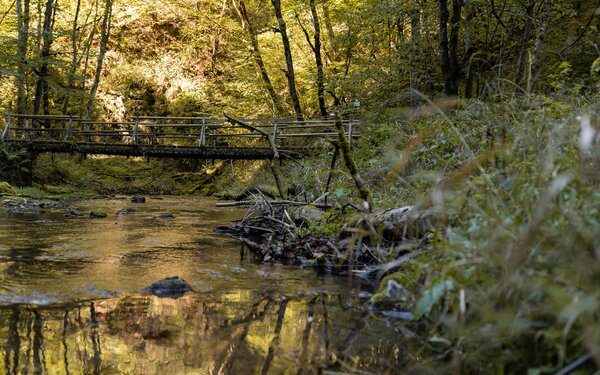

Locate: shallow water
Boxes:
[0,197,409,374]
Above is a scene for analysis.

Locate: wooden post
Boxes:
[272,120,279,145]
[347,121,353,149]
[65,116,73,141]
[199,117,206,147]
[132,117,139,144]
[24,118,31,140]
[1,113,10,141]
[83,119,92,142]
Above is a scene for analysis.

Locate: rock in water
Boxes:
[157,213,175,219]
[142,276,192,298]
[131,196,146,203]
[90,209,107,218]
[116,208,136,216]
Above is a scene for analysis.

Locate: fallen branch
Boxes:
[224,113,285,198]
[334,113,373,212]
[216,200,333,209]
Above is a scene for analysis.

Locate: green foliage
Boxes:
[0,143,31,186]
[414,278,455,319]
[14,186,48,198]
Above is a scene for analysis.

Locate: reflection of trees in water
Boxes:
[0,292,406,374]
[3,307,20,375]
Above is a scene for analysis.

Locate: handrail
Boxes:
[1,113,361,152]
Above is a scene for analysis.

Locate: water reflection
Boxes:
[0,197,410,373]
[0,291,405,374]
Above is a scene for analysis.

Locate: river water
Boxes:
[0,197,409,374]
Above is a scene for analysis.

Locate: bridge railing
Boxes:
[1,114,361,150]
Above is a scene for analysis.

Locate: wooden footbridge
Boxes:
[0,114,360,160]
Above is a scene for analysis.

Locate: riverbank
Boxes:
[2,94,600,372]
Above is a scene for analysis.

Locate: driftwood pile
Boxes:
[216,198,436,275]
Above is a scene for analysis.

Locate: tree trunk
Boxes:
[439,0,452,95]
[515,0,536,87]
[410,2,421,107]
[530,0,553,91]
[86,0,112,120]
[62,0,81,114]
[32,0,55,120]
[464,7,475,98]
[310,0,327,117]
[271,0,304,121]
[233,0,285,116]
[449,0,462,95]
[321,0,337,64]
[16,0,30,116]
[79,0,100,117]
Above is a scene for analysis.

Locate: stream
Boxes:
[0,196,410,374]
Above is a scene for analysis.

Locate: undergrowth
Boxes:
[280,92,600,373]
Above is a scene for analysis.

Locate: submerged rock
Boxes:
[131,196,146,203]
[142,276,192,298]
[116,208,136,216]
[65,206,84,218]
[156,212,175,219]
[90,209,108,218]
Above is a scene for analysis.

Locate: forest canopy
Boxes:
[0,0,598,120]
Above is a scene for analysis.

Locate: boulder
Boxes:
[142,276,192,298]
[131,196,146,203]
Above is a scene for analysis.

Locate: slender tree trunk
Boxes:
[233,0,285,116]
[321,0,337,65]
[33,0,55,119]
[86,0,112,120]
[515,0,536,87]
[464,7,475,98]
[410,2,421,107]
[209,0,227,75]
[62,0,81,114]
[439,0,462,96]
[271,0,304,121]
[79,0,100,117]
[16,0,30,116]
[439,0,452,95]
[310,0,327,117]
[530,0,553,90]
[449,0,462,94]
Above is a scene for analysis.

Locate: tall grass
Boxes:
[391,95,600,373]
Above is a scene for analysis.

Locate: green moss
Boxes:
[0,181,16,195]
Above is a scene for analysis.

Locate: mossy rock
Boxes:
[370,272,414,306]
[0,182,16,195]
